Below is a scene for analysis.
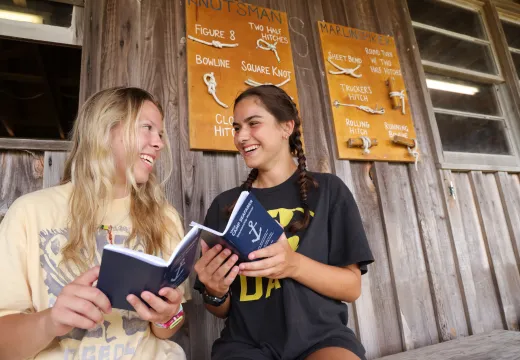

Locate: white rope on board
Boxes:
[327,57,362,78]
[389,90,406,115]
[333,100,385,115]
[203,72,228,108]
[360,136,372,155]
[407,138,419,171]
[244,76,291,88]
[257,39,280,63]
[188,35,239,49]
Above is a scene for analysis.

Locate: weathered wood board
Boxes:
[375,330,520,360]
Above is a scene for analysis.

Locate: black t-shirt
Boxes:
[197,171,374,360]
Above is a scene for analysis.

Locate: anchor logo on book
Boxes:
[170,258,186,283]
[248,221,262,243]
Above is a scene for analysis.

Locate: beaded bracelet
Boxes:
[153,304,184,330]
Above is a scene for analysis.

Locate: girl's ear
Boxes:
[282,120,295,137]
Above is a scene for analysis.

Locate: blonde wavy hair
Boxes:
[61,87,178,271]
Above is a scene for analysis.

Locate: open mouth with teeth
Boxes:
[140,154,155,167]
[243,145,259,155]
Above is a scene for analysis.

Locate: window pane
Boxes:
[414,27,498,74]
[0,0,72,28]
[436,113,510,155]
[511,51,520,79]
[407,0,487,40]
[501,20,520,49]
[0,38,81,140]
[426,73,500,116]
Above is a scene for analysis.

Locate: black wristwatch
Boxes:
[202,289,229,307]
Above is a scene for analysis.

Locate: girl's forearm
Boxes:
[291,253,361,302]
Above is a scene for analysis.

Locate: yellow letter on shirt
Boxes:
[266,278,281,298]
[240,276,263,301]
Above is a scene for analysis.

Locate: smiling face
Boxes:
[233,96,294,171]
[110,100,165,188]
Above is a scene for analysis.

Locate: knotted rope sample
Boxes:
[389,90,406,115]
[245,76,291,88]
[257,39,280,63]
[188,35,238,49]
[407,138,419,171]
[327,57,362,78]
[203,72,228,108]
[333,100,385,115]
[360,136,372,155]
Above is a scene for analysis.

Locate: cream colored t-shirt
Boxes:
[0,182,191,360]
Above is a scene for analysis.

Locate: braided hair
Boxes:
[229,85,317,233]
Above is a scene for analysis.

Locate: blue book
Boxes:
[97,226,202,311]
[190,191,283,261]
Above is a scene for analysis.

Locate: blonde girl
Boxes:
[0,87,189,360]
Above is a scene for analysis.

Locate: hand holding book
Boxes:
[97,226,202,311]
[126,287,183,325]
[237,232,300,279]
[96,191,280,311]
[193,242,240,299]
[190,191,283,261]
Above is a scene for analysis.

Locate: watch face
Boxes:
[203,291,227,306]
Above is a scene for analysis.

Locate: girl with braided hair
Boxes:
[194,85,374,360]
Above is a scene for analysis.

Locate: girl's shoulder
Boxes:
[212,186,243,208]
[9,182,72,211]
[307,171,356,204]
[164,204,183,227]
[308,171,351,191]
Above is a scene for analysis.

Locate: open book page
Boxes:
[103,245,167,267]
[164,227,202,287]
[102,225,203,268]
[166,225,203,264]
[189,191,250,236]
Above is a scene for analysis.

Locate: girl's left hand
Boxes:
[127,288,183,324]
[238,233,300,279]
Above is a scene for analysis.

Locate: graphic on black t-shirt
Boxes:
[238,206,315,303]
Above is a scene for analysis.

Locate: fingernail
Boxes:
[232,255,238,261]
[249,253,255,260]
[216,244,222,251]
[143,293,150,300]
[224,249,231,256]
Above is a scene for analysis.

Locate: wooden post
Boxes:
[392,135,415,148]
[386,77,401,110]
[348,137,378,148]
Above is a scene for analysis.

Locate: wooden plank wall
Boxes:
[0,0,519,359]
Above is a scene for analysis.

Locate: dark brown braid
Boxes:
[287,98,317,233]
[242,168,259,192]
[226,85,318,233]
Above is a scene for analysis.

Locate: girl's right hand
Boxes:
[47,266,112,337]
[194,241,239,298]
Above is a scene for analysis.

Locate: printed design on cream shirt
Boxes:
[38,226,149,347]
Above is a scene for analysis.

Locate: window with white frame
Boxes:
[500,17,520,81]
[0,0,81,151]
[407,0,520,171]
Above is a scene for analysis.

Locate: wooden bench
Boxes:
[375,330,520,360]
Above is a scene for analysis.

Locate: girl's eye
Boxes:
[143,124,152,130]
[250,121,259,126]
[233,127,240,132]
